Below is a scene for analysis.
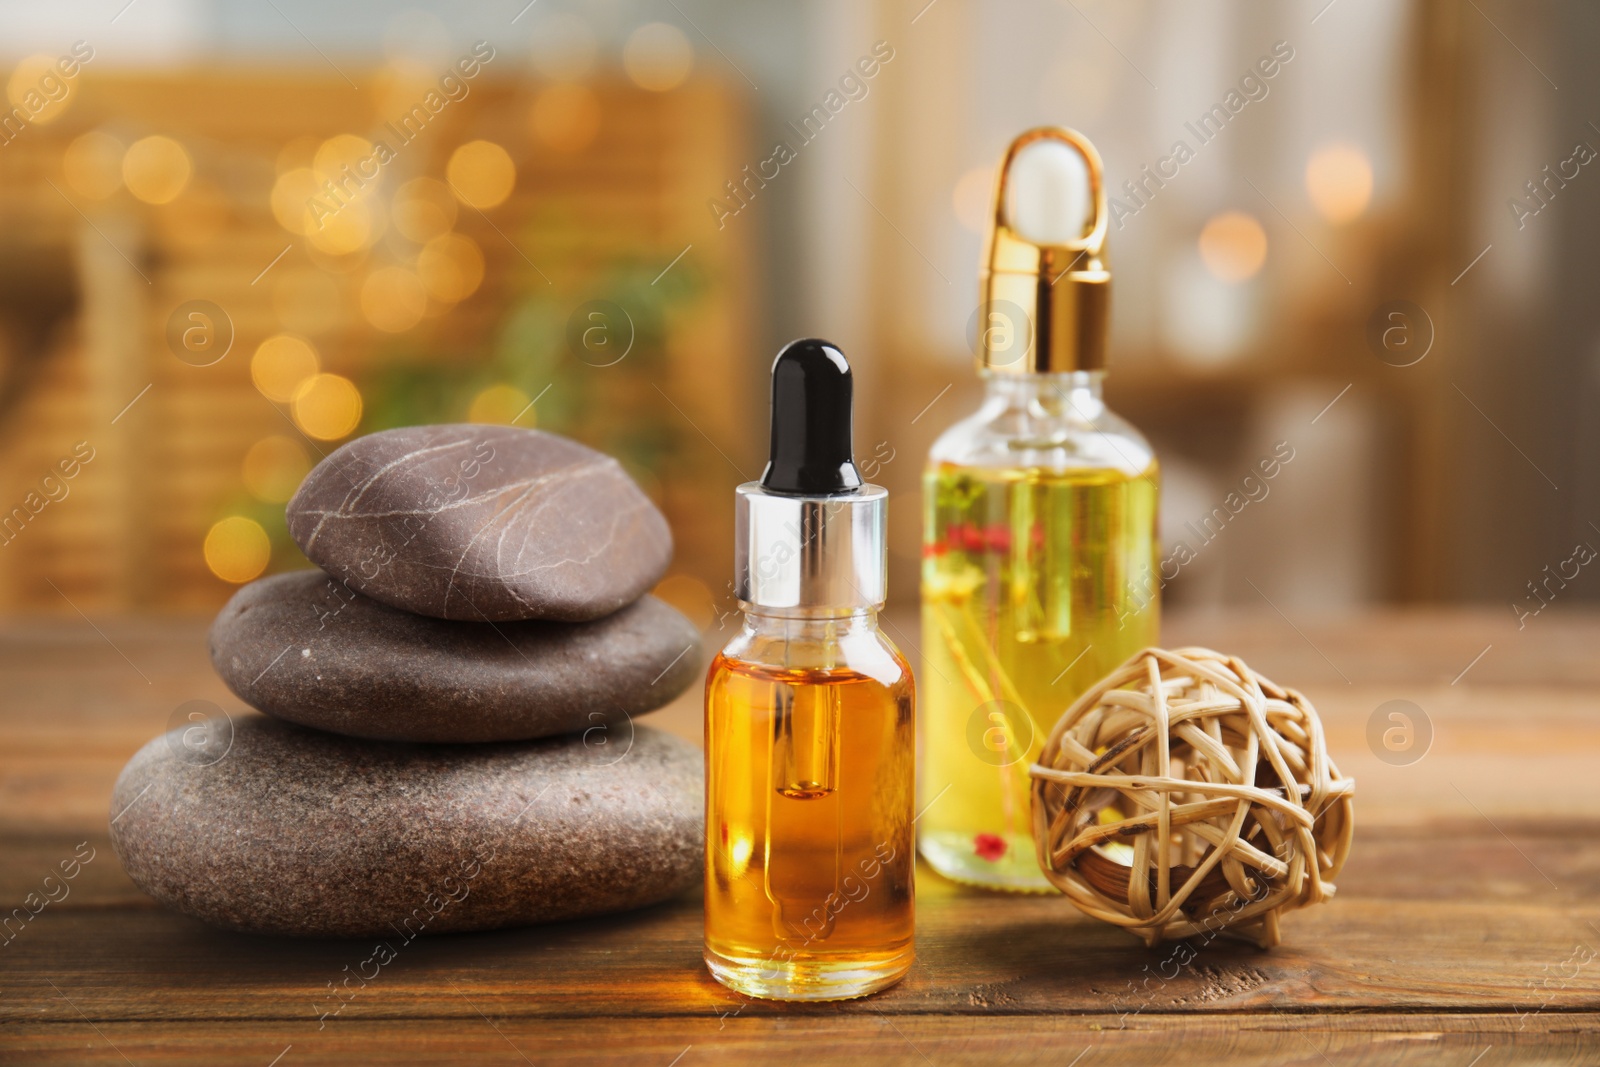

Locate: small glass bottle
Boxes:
[704,339,915,1001]
[918,129,1160,892]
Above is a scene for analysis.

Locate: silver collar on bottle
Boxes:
[734,482,887,609]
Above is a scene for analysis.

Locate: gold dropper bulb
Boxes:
[979,126,1111,375]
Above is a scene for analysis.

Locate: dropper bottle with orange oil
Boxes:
[704,339,915,1000]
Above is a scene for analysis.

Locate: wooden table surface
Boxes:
[3,607,1599,1065]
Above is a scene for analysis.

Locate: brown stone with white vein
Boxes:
[286,424,672,622]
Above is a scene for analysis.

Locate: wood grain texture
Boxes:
[4,839,1598,1023]
[3,1015,1597,1067]
[2,609,1599,1064]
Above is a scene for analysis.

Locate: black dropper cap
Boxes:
[760,338,863,496]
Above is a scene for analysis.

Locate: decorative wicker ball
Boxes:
[1030,647,1354,948]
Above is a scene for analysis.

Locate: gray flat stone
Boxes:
[286,424,672,622]
[108,715,703,938]
[209,571,701,743]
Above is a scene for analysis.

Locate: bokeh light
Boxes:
[531,84,602,154]
[953,166,993,234]
[251,335,320,403]
[291,373,363,440]
[446,141,516,210]
[467,383,532,425]
[203,516,271,584]
[6,55,77,126]
[530,13,599,80]
[392,177,457,243]
[1198,211,1268,283]
[1305,142,1374,225]
[360,266,428,332]
[242,436,312,503]
[122,136,192,205]
[63,131,125,199]
[305,137,384,253]
[313,134,374,181]
[271,167,321,234]
[273,153,384,252]
[304,196,381,255]
[418,233,485,303]
[652,574,715,631]
[623,23,694,92]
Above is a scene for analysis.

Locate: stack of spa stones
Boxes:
[108,425,704,938]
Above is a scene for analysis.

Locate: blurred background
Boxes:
[0,0,1594,626]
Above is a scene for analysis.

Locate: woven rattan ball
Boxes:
[1030,647,1354,948]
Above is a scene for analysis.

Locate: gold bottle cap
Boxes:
[979,127,1110,374]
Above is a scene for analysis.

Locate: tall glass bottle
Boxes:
[918,129,1160,891]
[705,339,915,1000]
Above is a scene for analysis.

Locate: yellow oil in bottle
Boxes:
[918,461,1159,890]
[704,650,915,1000]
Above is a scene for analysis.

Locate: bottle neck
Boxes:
[981,370,1105,419]
[738,604,879,637]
